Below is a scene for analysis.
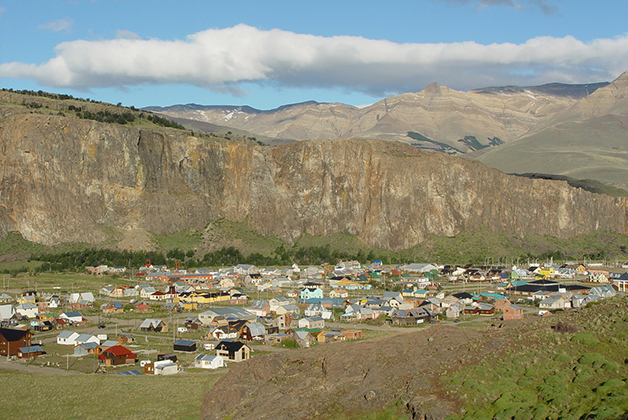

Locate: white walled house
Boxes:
[194,354,224,369]
[56,331,80,345]
[15,303,38,319]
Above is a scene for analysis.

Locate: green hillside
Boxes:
[477,114,628,191]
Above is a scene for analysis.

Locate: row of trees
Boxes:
[33,249,168,272]
[27,245,385,273]
[25,242,610,275]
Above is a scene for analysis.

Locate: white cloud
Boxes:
[1,24,627,96]
[37,17,74,33]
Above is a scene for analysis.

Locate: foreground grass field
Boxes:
[0,370,223,419]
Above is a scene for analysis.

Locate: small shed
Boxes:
[17,345,45,359]
[157,353,178,362]
[173,339,197,352]
[144,360,179,375]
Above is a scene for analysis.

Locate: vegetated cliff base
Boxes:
[0,109,626,251]
[201,297,628,420]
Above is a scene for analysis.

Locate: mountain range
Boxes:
[146,72,628,190]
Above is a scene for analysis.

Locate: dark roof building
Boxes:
[0,327,33,357]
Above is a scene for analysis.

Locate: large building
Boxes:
[0,327,33,357]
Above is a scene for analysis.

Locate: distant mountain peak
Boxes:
[421,82,441,95]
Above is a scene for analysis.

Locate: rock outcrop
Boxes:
[0,102,626,250]
[201,325,477,420]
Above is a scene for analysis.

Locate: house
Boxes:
[589,284,617,299]
[317,328,345,343]
[300,287,324,301]
[194,354,224,369]
[215,340,251,362]
[0,328,33,357]
[56,330,80,345]
[118,334,135,344]
[265,333,292,346]
[240,322,266,341]
[38,312,58,323]
[33,321,54,332]
[345,330,364,340]
[389,308,435,325]
[98,345,137,366]
[15,303,39,319]
[329,289,349,299]
[144,360,179,375]
[401,263,439,274]
[139,286,157,299]
[445,305,462,319]
[101,339,120,348]
[269,297,296,313]
[101,302,124,314]
[477,303,496,316]
[75,334,100,345]
[198,307,256,325]
[73,342,100,356]
[59,312,84,324]
[173,339,197,352]
[0,293,13,303]
[274,304,300,316]
[69,292,95,305]
[17,345,45,359]
[0,304,16,322]
[134,303,153,313]
[493,298,513,311]
[463,306,479,315]
[304,303,333,319]
[298,316,325,329]
[230,292,248,305]
[17,291,37,305]
[157,353,178,362]
[271,314,289,330]
[249,300,270,317]
[205,325,239,341]
[139,319,168,332]
[293,330,315,348]
[503,305,524,320]
[539,296,570,310]
[184,318,203,330]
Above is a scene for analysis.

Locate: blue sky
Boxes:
[1,0,627,110]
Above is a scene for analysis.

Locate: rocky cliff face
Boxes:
[0,107,626,251]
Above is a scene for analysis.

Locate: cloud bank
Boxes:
[1,24,627,96]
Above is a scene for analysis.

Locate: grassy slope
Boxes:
[443,297,628,419]
[477,115,628,190]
